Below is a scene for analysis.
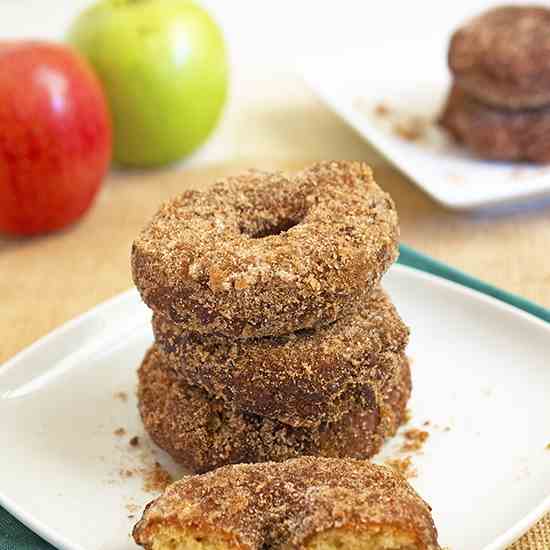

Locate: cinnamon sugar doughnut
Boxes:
[133,456,440,550]
[153,287,409,428]
[132,161,399,338]
[137,346,411,474]
[440,84,550,163]
[449,6,550,110]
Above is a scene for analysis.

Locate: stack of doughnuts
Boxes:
[131,161,409,473]
[440,5,550,163]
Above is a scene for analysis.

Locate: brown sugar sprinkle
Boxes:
[114,427,126,437]
[374,102,391,116]
[546,443,550,450]
[114,391,128,402]
[120,469,134,479]
[143,461,173,493]
[400,428,429,453]
[126,503,140,514]
[447,173,465,185]
[393,117,428,142]
[385,456,417,479]
[129,436,140,447]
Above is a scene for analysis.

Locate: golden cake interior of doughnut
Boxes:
[142,524,422,550]
[143,528,232,550]
[306,527,420,550]
[133,458,440,550]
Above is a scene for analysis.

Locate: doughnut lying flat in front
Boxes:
[133,456,441,550]
[131,161,399,338]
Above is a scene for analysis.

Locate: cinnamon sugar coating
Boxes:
[449,6,550,110]
[440,84,550,163]
[131,161,399,338]
[133,456,440,550]
[153,287,409,428]
[137,346,410,474]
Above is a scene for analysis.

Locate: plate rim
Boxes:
[0,289,137,550]
[301,50,550,211]
[1,265,549,550]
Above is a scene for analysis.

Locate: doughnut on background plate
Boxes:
[1,265,550,550]
[439,84,550,164]
[448,6,550,110]
[303,38,550,210]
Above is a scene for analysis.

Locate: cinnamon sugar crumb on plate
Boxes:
[113,427,126,437]
[393,117,429,142]
[142,461,173,493]
[113,391,128,402]
[385,456,417,479]
[126,503,140,514]
[400,428,429,453]
[374,102,390,116]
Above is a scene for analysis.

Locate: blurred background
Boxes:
[0,0,538,163]
[2,0,550,365]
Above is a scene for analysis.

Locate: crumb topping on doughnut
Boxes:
[133,456,440,549]
[132,161,399,338]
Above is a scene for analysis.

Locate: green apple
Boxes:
[68,0,228,167]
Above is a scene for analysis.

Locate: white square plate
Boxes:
[303,39,550,210]
[1,265,549,550]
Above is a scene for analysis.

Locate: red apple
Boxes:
[0,42,112,236]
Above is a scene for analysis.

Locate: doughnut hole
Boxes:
[242,217,301,239]
[233,181,309,239]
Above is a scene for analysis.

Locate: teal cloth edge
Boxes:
[398,244,550,324]
[1,244,549,549]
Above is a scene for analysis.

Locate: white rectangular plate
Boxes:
[1,265,549,550]
[303,39,550,210]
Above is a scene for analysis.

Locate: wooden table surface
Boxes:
[1,86,549,548]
